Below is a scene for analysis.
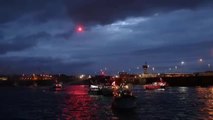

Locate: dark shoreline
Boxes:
[0,79,90,87]
[145,76,213,87]
[0,76,213,87]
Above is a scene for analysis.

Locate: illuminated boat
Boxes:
[144,78,167,90]
[112,84,136,110]
[51,81,63,91]
[88,84,102,94]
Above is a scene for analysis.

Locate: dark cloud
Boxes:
[0,30,4,39]
[0,0,64,24]
[0,56,95,74]
[0,0,212,74]
[0,32,51,54]
[133,40,213,66]
[1,0,212,25]
[65,0,213,25]
[54,30,75,40]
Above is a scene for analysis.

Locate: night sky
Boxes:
[0,0,213,75]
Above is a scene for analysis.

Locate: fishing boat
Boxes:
[112,83,136,110]
[144,78,167,90]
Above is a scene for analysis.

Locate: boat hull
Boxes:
[144,81,167,90]
[144,85,165,90]
[101,86,113,96]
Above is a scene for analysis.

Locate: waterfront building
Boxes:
[0,75,8,81]
[20,74,53,80]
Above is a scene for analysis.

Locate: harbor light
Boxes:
[115,75,119,78]
[124,85,129,89]
[181,61,185,65]
[88,75,91,79]
[79,74,85,79]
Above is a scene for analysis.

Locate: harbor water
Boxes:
[0,85,212,120]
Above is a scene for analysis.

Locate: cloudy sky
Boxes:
[0,0,213,75]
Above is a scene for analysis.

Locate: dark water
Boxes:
[0,85,213,120]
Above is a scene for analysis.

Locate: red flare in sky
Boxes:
[76,25,84,33]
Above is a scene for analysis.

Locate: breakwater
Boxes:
[0,80,54,87]
[145,76,213,86]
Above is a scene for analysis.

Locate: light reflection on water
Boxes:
[196,87,213,120]
[0,85,212,120]
[61,85,111,120]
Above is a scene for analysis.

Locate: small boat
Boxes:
[112,84,136,110]
[144,78,167,90]
[51,81,63,91]
[88,84,102,94]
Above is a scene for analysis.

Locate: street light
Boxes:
[208,64,211,68]
[152,67,155,71]
[199,58,203,62]
[104,67,107,70]
[180,61,185,73]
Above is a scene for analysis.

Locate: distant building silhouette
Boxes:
[143,62,148,74]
